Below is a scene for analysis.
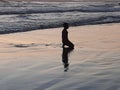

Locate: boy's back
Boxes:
[62,29,68,43]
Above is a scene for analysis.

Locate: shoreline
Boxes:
[0,22,120,35]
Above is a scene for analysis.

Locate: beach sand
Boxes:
[0,23,120,90]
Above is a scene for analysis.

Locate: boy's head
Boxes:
[63,23,69,29]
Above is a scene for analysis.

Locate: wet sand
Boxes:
[0,23,120,90]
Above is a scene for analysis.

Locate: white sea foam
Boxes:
[0,1,120,34]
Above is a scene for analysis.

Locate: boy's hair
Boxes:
[63,23,69,27]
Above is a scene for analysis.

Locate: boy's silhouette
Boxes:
[62,23,74,49]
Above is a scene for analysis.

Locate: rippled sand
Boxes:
[0,23,120,90]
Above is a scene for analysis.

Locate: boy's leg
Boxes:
[67,41,74,49]
[63,41,74,49]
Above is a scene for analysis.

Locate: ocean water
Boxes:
[0,1,120,34]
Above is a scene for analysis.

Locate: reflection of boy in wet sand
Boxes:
[62,23,74,49]
[62,47,73,72]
